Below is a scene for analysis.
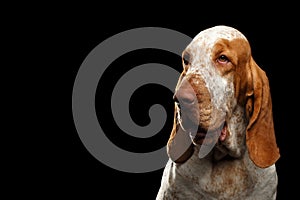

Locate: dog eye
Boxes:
[217,55,229,63]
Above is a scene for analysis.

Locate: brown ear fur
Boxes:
[167,104,194,163]
[246,58,280,168]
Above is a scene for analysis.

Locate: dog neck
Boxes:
[212,105,248,161]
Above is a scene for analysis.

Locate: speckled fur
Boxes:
[156,25,279,200]
[157,147,277,200]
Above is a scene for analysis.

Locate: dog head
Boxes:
[167,25,280,168]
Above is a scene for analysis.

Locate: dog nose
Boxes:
[173,92,195,105]
[173,79,196,106]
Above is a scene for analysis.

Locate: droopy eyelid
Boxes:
[217,55,230,63]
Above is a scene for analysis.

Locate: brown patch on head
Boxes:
[230,38,253,107]
[211,37,253,107]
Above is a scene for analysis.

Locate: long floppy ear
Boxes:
[167,103,194,163]
[246,58,280,168]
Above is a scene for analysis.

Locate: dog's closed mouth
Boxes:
[189,122,227,145]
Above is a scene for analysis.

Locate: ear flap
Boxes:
[246,59,280,168]
[167,103,194,163]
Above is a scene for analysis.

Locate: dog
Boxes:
[156,25,280,200]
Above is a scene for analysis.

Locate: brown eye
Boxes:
[183,52,190,65]
[217,55,229,63]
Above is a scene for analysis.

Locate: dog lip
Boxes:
[190,122,227,144]
[188,127,207,138]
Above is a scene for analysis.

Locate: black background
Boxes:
[15,3,298,200]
